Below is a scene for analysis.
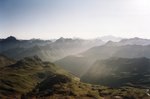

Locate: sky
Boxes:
[0,0,150,39]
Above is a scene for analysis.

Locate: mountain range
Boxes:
[0,36,104,62]
[1,36,150,98]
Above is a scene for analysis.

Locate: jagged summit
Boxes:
[55,37,65,42]
[3,36,18,42]
[55,37,83,43]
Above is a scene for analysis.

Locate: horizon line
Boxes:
[1,35,150,40]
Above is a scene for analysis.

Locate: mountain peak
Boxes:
[105,40,115,46]
[6,36,17,41]
[2,36,18,42]
[55,37,65,42]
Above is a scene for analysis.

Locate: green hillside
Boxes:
[0,56,77,98]
[0,54,15,67]
[0,56,104,99]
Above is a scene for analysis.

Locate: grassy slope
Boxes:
[0,56,76,98]
[0,54,15,67]
[0,56,149,99]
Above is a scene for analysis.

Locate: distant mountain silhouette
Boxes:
[119,37,150,45]
[1,36,18,42]
[104,37,150,46]
[0,36,104,61]
[0,36,52,52]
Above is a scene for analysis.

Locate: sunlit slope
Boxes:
[56,44,150,77]
[82,57,150,88]
[0,56,76,97]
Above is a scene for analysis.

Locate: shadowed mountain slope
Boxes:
[82,57,150,88]
[56,44,150,77]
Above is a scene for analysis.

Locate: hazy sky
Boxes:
[0,0,150,39]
